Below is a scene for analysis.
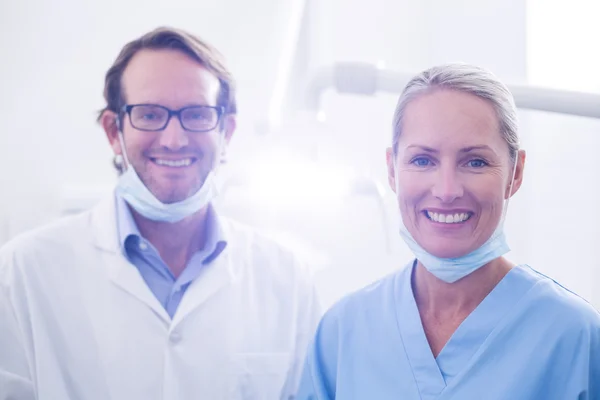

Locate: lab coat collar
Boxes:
[90,194,170,322]
[92,193,231,253]
[90,193,237,327]
[170,215,237,328]
[115,193,228,267]
[90,193,123,253]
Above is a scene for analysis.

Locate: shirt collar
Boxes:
[115,193,227,264]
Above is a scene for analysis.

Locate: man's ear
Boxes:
[101,110,122,155]
[219,114,236,164]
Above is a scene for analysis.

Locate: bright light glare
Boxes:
[245,155,354,209]
[528,0,600,92]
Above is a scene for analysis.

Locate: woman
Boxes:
[296,64,600,399]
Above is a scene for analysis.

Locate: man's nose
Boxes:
[158,116,189,151]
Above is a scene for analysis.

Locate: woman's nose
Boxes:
[430,167,464,203]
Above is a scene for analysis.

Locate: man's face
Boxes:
[103,48,234,203]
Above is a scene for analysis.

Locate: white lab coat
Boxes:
[0,195,321,400]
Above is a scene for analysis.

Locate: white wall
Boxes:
[519,111,600,306]
[293,0,547,309]
[1,0,598,310]
[0,0,303,240]
[528,0,600,92]
[525,0,600,306]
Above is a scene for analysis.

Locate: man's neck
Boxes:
[130,206,209,278]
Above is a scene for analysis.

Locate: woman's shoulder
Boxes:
[516,265,600,329]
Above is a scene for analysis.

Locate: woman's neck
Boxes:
[412,257,514,317]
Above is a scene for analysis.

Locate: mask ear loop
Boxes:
[498,150,519,228]
[393,154,407,227]
[212,115,228,173]
[392,148,401,196]
[393,163,399,195]
[115,113,132,171]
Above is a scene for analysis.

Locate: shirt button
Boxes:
[170,331,182,344]
[139,241,148,251]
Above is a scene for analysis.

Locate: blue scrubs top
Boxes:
[297,262,600,399]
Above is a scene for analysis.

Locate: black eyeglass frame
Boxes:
[119,103,225,132]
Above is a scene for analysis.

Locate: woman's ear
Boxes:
[506,149,526,199]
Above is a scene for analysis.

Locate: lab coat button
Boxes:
[170,331,182,344]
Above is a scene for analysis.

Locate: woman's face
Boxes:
[386,89,525,259]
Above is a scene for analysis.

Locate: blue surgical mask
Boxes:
[394,158,517,283]
[114,132,218,223]
[398,222,510,283]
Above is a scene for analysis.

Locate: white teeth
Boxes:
[426,211,471,224]
[155,158,192,167]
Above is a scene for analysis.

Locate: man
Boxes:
[0,27,321,400]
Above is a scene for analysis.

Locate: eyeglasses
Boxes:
[120,104,224,132]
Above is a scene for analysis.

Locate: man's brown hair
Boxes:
[98,26,237,121]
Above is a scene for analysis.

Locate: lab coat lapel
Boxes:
[170,246,234,328]
[90,194,170,323]
[395,262,446,400]
[170,216,237,327]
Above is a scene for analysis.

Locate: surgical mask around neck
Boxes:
[114,132,219,223]
[394,155,518,283]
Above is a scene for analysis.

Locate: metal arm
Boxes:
[306,62,600,120]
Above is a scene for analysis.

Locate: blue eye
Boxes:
[411,157,432,167]
[142,113,159,120]
[188,112,210,120]
[467,159,488,168]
